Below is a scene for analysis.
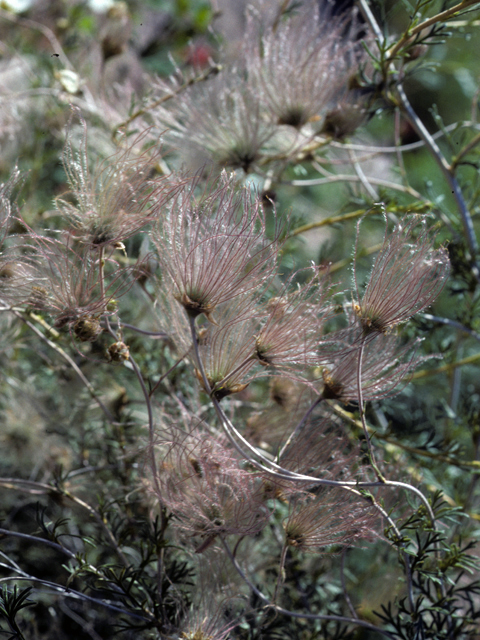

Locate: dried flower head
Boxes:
[154,70,276,172]
[253,266,333,375]
[354,216,450,336]
[107,340,130,362]
[25,234,134,332]
[321,329,426,403]
[155,429,269,548]
[57,108,174,249]
[195,297,259,400]
[246,3,362,130]
[283,488,376,552]
[153,174,281,322]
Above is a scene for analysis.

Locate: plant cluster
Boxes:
[1,0,480,639]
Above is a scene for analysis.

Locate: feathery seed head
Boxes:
[154,71,275,172]
[321,328,426,403]
[284,489,376,552]
[253,266,333,375]
[246,2,364,131]
[354,216,450,336]
[195,297,259,400]
[154,174,282,321]
[154,430,269,544]
[57,108,175,249]
[24,234,136,331]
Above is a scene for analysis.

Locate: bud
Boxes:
[107,341,130,362]
[74,317,103,342]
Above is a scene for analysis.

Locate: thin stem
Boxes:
[356,336,384,480]
[387,0,480,60]
[340,548,358,619]
[421,313,480,342]
[0,576,151,622]
[329,121,480,153]
[128,353,168,542]
[348,148,379,199]
[287,172,425,200]
[0,528,76,559]
[116,64,221,134]
[412,351,480,379]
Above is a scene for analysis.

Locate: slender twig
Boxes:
[387,0,480,60]
[412,352,480,379]
[420,313,480,342]
[286,208,376,239]
[116,64,222,133]
[287,172,425,200]
[128,353,159,488]
[0,576,151,622]
[348,148,379,199]
[340,548,358,619]
[330,121,480,154]
[128,353,168,544]
[0,528,76,559]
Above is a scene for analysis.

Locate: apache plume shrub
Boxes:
[1,1,479,639]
